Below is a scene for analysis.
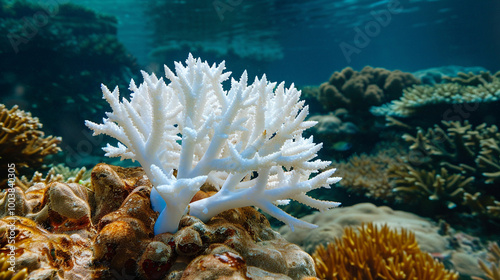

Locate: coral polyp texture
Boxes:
[318,66,420,112]
[311,223,459,280]
[333,147,406,202]
[86,54,341,234]
[0,104,61,188]
[0,216,93,279]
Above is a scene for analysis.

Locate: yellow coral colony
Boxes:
[0,253,28,280]
[0,104,61,186]
[312,223,459,280]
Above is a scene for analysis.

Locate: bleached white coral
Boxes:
[86,54,341,234]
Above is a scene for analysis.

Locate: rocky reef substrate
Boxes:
[0,163,316,280]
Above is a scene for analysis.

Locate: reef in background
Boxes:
[0,0,140,162]
[301,66,420,158]
[371,71,500,127]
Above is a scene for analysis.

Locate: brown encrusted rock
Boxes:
[1,181,93,233]
[99,188,315,280]
[45,182,92,232]
[180,245,249,280]
[23,182,49,213]
[138,239,176,280]
[89,166,316,280]
[1,164,316,280]
[0,216,93,279]
[141,207,316,280]
[49,182,89,220]
[92,186,157,276]
[90,163,151,223]
[0,186,30,217]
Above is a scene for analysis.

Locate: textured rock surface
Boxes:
[0,216,93,279]
[90,163,151,224]
[0,164,316,279]
[98,195,316,280]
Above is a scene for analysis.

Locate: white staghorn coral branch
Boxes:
[188,167,341,231]
[86,54,341,234]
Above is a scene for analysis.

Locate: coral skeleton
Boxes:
[86,54,341,234]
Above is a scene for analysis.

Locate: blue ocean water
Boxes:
[1,2,500,278]
[67,0,500,85]
[1,0,498,166]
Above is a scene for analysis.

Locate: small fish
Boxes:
[430,252,451,261]
[332,141,352,151]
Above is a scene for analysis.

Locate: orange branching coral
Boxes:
[0,105,61,185]
[312,223,459,280]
